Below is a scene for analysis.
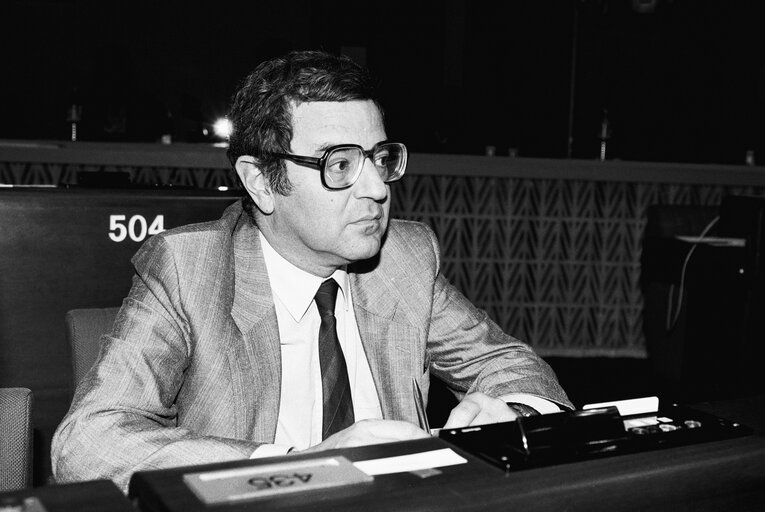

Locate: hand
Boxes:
[443,392,519,429]
[295,419,429,454]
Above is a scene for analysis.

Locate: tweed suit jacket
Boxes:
[52,200,571,492]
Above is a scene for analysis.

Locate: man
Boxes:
[52,50,571,492]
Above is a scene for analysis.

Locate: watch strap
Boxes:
[506,402,540,418]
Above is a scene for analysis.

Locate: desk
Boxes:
[130,397,765,511]
[0,480,132,512]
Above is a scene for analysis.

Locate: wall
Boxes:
[5,141,765,360]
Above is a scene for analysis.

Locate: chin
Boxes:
[345,237,383,263]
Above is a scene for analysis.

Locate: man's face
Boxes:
[267,100,391,277]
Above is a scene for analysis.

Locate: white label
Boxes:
[108,214,165,242]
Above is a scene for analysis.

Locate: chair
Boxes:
[65,307,120,387]
[0,387,33,491]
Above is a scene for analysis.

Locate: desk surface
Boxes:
[130,396,765,512]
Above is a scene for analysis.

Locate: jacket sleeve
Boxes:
[51,234,261,493]
[416,224,574,410]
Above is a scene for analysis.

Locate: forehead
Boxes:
[289,100,385,151]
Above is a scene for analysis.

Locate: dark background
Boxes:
[1,0,764,164]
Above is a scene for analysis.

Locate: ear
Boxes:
[235,156,274,215]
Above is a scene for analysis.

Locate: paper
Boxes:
[353,448,467,476]
[583,396,659,416]
[675,235,745,247]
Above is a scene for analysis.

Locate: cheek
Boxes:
[298,195,347,236]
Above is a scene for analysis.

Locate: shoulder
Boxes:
[387,219,437,246]
[388,218,435,234]
[155,199,243,243]
[385,219,438,255]
[372,219,440,275]
[132,200,245,269]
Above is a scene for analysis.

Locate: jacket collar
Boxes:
[230,205,274,336]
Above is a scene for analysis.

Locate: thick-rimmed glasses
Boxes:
[273,141,407,190]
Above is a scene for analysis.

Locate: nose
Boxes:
[353,158,388,202]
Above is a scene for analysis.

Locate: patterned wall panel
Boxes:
[4,158,765,357]
[390,176,765,357]
[0,161,240,189]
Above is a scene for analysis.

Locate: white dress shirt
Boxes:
[252,233,558,457]
[252,233,382,457]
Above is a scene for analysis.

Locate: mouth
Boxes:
[353,209,384,224]
[354,215,381,223]
[351,212,385,234]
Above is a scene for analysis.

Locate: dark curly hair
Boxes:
[226,50,383,216]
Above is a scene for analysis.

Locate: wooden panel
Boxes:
[0,188,238,484]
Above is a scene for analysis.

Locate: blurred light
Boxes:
[217,186,229,192]
[632,0,658,13]
[213,118,233,139]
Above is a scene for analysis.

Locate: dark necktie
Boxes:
[314,279,354,439]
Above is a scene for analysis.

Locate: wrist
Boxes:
[506,402,539,418]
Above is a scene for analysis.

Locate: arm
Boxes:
[52,235,260,493]
[420,227,573,411]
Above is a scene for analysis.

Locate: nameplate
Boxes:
[183,456,373,505]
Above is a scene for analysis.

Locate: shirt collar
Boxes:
[259,231,350,322]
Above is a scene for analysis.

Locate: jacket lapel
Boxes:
[351,267,422,425]
[229,213,282,442]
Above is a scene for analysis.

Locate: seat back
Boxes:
[0,387,33,491]
[65,307,120,387]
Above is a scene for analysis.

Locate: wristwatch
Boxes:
[506,402,540,418]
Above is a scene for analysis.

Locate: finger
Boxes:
[366,419,429,441]
[471,402,517,426]
[443,399,481,429]
[446,393,519,427]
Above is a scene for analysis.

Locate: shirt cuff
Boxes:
[250,444,294,459]
[500,393,562,415]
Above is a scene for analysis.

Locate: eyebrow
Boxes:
[314,142,338,154]
[312,140,387,154]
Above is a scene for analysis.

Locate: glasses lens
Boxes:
[373,143,407,182]
[324,147,363,188]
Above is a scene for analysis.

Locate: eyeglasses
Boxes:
[273,141,407,190]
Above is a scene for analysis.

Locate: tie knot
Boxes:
[314,279,339,317]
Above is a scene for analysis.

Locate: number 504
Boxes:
[108,214,165,242]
